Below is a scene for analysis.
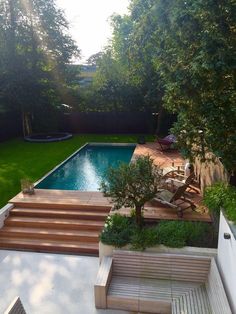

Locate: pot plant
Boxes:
[100,155,162,227]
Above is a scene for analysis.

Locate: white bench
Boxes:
[94,250,232,314]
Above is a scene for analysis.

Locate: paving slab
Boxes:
[0,250,135,314]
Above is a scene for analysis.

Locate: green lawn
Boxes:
[0,134,154,208]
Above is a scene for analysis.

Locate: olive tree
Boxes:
[100,155,162,227]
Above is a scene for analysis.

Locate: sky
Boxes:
[56,0,130,63]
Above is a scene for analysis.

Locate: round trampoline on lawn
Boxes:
[24,132,72,143]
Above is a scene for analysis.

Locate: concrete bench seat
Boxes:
[94,250,232,314]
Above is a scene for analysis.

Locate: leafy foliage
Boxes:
[130,226,158,250]
[90,0,236,171]
[99,214,134,248]
[100,214,216,249]
[0,0,79,132]
[100,155,162,226]
[204,183,236,223]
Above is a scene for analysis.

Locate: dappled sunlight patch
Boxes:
[11,269,32,286]
[0,251,102,313]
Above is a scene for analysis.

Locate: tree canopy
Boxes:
[100,155,162,227]
[0,0,79,133]
[91,0,236,172]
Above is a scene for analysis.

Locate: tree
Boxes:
[149,0,236,174]
[86,52,103,66]
[102,0,236,174]
[100,156,162,227]
[0,0,79,134]
[87,49,144,112]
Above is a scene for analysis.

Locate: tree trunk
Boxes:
[135,205,142,228]
[22,111,32,137]
[155,106,163,135]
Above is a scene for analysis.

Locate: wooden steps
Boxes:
[10,207,108,220]
[0,227,99,242]
[0,237,98,255]
[0,203,111,256]
[5,216,105,230]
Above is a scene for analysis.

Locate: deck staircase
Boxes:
[0,202,111,256]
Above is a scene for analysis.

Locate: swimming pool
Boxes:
[36,143,136,191]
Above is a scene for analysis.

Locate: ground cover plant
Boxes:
[100,214,216,249]
[0,134,154,208]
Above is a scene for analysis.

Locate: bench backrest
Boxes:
[206,258,232,314]
[113,250,211,283]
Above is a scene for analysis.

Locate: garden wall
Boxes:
[0,112,22,141]
[59,112,158,134]
[194,153,228,192]
[217,212,236,313]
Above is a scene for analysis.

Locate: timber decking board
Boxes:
[11,208,108,220]
[0,237,98,255]
[0,226,99,242]
[10,190,112,207]
[0,196,109,255]
[9,188,211,222]
[5,216,105,230]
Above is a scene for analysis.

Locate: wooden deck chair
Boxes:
[163,171,199,193]
[153,183,196,217]
[157,134,176,151]
[4,296,26,314]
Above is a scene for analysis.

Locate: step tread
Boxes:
[0,226,99,237]
[6,216,105,226]
[0,237,98,249]
[13,202,111,211]
[12,206,110,212]
[11,208,108,217]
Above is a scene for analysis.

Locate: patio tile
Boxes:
[0,250,135,314]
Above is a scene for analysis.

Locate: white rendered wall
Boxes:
[0,203,12,228]
[217,212,236,313]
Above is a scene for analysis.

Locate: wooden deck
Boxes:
[9,143,211,223]
[0,145,211,255]
[10,188,211,223]
[10,190,111,208]
[133,142,184,168]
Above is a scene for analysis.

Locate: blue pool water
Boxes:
[36,144,135,191]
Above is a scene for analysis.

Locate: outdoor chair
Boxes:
[153,183,196,217]
[4,296,26,314]
[163,169,199,193]
[157,134,176,151]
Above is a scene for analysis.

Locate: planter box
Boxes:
[99,241,217,263]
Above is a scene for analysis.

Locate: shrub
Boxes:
[184,222,215,248]
[204,182,236,224]
[130,226,158,250]
[156,221,188,248]
[99,214,134,247]
[100,214,216,249]
[155,221,215,248]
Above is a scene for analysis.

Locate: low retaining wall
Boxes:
[0,204,13,228]
[99,241,217,263]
